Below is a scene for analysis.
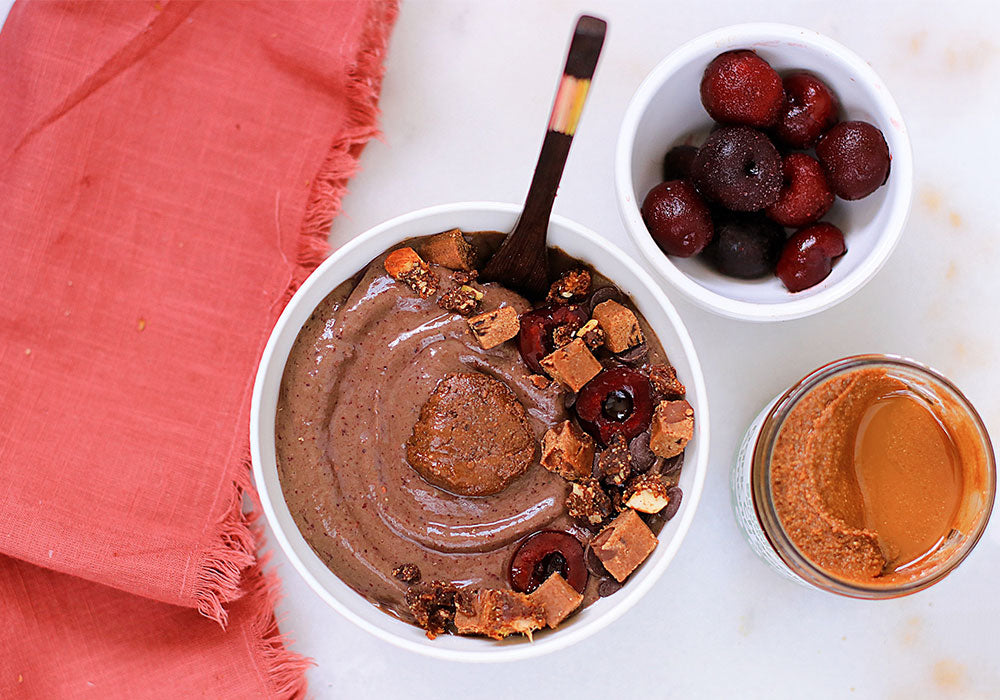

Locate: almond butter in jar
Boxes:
[731,354,995,597]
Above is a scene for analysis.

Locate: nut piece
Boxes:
[530,573,583,628]
[649,363,686,398]
[420,228,476,270]
[539,338,602,392]
[404,580,460,639]
[438,285,483,316]
[392,563,422,584]
[623,473,671,514]
[452,269,479,285]
[591,300,644,353]
[541,421,595,481]
[576,319,605,349]
[528,374,551,389]
[384,247,439,298]
[649,399,694,458]
[467,306,519,349]
[454,589,545,640]
[590,509,658,582]
[596,433,632,486]
[566,478,612,525]
[546,268,592,304]
[384,247,425,278]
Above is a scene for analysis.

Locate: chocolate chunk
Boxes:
[541,421,595,482]
[540,338,602,392]
[420,229,476,271]
[590,509,658,582]
[530,573,583,628]
[467,306,519,349]
[591,300,645,354]
[649,399,694,458]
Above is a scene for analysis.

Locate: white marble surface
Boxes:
[5,1,998,697]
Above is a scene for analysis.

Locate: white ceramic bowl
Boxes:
[615,23,913,322]
[250,202,709,662]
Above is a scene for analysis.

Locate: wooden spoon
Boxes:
[480,15,607,298]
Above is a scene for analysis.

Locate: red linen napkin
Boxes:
[0,0,397,696]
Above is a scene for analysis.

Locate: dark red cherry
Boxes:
[775,71,839,149]
[575,367,653,445]
[700,49,784,128]
[815,121,890,200]
[509,530,587,594]
[517,304,589,373]
[776,222,847,292]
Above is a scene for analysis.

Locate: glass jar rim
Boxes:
[750,354,997,599]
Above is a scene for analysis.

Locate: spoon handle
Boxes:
[481,15,606,297]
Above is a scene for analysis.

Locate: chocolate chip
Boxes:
[662,487,683,521]
[629,430,656,473]
[616,342,649,365]
[564,391,577,411]
[659,452,684,475]
[585,542,609,577]
[588,285,626,312]
[597,578,623,597]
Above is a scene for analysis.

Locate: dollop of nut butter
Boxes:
[406,373,537,496]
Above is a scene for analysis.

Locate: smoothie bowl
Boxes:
[250,202,709,661]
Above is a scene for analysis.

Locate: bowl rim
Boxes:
[614,22,914,322]
[249,201,710,662]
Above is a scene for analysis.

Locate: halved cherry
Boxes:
[509,530,587,594]
[575,366,653,445]
[517,303,589,373]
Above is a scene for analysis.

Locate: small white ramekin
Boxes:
[250,202,710,662]
[615,23,913,322]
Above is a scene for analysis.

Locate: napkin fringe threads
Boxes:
[192,1,398,696]
[294,0,400,289]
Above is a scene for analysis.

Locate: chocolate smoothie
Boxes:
[275,231,693,636]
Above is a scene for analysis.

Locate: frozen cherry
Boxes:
[702,212,785,279]
[765,153,835,227]
[775,71,839,148]
[691,126,782,211]
[517,304,589,374]
[816,121,890,200]
[509,530,587,594]
[776,222,847,292]
[700,49,784,128]
[662,145,699,181]
[641,180,714,257]
[575,366,653,445]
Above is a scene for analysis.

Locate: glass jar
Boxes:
[731,354,996,598]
